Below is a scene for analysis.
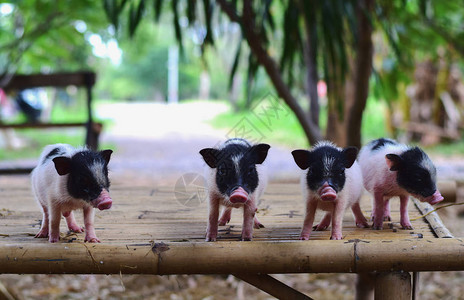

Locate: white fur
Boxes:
[358,142,409,196]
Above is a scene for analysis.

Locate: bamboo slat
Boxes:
[0,181,459,275]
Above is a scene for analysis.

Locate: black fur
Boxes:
[53,150,112,202]
[42,147,65,165]
[370,138,397,151]
[387,147,437,198]
[200,140,270,197]
[292,145,358,193]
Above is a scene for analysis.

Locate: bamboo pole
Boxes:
[1,239,464,275]
[234,274,312,300]
[374,272,411,300]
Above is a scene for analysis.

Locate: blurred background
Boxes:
[1,0,464,299]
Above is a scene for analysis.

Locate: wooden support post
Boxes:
[355,272,375,300]
[375,272,411,300]
[234,273,312,300]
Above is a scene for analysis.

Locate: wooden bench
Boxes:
[0,72,102,174]
[0,180,461,299]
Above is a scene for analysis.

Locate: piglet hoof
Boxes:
[241,237,252,241]
[68,226,84,233]
[356,221,370,228]
[401,223,414,230]
[254,222,265,229]
[48,236,60,243]
[85,236,101,243]
[372,224,383,230]
[218,220,228,226]
[205,236,216,242]
[330,234,343,240]
[313,224,329,231]
[35,229,49,238]
[299,235,310,241]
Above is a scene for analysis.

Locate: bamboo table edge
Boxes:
[1,238,463,275]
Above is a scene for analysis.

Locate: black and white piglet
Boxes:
[200,138,270,241]
[292,141,368,240]
[31,144,113,243]
[358,138,444,230]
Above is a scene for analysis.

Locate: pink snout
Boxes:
[426,190,444,205]
[95,189,113,210]
[230,187,249,204]
[319,183,337,202]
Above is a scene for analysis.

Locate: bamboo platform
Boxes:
[0,179,462,299]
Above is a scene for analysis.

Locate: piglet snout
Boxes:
[230,187,249,204]
[319,183,337,202]
[426,190,444,205]
[96,189,113,210]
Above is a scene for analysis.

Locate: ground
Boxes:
[1,101,464,299]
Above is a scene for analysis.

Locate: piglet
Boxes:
[358,138,444,230]
[31,144,113,243]
[292,141,368,240]
[200,138,270,241]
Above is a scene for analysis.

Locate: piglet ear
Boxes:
[386,154,403,171]
[100,149,113,165]
[200,148,220,168]
[342,147,358,168]
[291,150,311,170]
[250,143,271,164]
[52,157,72,176]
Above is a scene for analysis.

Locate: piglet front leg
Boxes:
[399,195,413,230]
[206,194,220,242]
[83,206,100,243]
[48,204,62,243]
[35,204,50,238]
[300,198,318,240]
[330,200,345,240]
[241,201,257,241]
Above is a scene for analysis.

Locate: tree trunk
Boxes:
[345,0,374,148]
[300,0,320,128]
[218,0,323,145]
[326,0,373,148]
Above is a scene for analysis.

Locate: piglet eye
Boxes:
[218,166,227,176]
[248,166,255,175]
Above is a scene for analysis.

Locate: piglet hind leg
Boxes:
[371,191,385,230]
[351,202,369,228]
[314,212,331,231]
[399,195,413,230]
[35,205,50,238]
[64,211,84,233]
[253,214,265,229]
[218,207,232,226]
[83,206,100,243]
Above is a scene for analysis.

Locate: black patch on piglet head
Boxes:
[292,143,358,193]
[386,147,437,198]
[53,149,113,202]
[200,140,270,198]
